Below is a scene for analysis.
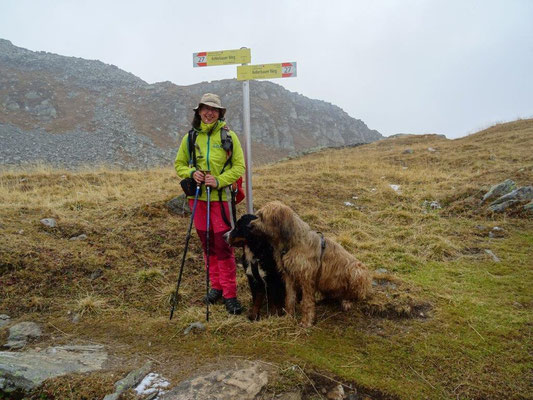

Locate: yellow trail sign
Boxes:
[237,62,297,81]
[193,48,251,67]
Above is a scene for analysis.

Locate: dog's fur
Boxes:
[252,201,371,326]
[225,214,285,321]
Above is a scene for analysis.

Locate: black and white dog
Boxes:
[224,214,285,321]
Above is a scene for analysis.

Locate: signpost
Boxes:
[192,49,297,214]
[237,62,297,80]
[193,48,251,67]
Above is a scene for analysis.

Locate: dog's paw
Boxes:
[247,311,260,321]
[299,319,314,328]
[341,300,353,311]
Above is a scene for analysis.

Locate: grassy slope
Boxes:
[1,119,532,399]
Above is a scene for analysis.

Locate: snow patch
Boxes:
[135,373,170,399]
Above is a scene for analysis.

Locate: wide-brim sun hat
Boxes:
[194,93,226,118]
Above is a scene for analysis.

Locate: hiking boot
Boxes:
[204,288,223,304]
[224,297,243,315]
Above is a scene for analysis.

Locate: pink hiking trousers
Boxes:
[189,199,237,299]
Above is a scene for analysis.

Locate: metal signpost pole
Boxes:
[242,69,253,214]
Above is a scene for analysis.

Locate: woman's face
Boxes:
[199,105,220,124]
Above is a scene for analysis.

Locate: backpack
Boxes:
[187,126,245,227]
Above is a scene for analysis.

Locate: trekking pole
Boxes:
[205,184,211,322]
[169,184,201,320]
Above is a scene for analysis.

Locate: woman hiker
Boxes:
[174,93,246,315]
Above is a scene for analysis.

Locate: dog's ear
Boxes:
[264,203,294,243]
[278,206,295,243]
[245,214,258,228]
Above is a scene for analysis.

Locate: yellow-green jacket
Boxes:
[174,121,245,201]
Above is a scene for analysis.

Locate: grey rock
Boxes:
[160,361,268,400]
[183,322,206,335]
[6,102,19,111]
[402,149,414,154]
[166,195,190,216]
[90,269,103,280]
[40,218,57,228]
[103,361,152,400]
[25,91,40,100]
[423,200,441,210]
[427,147,437,152]
[69,233,87,241]
[0,345,107,393]
[375,268,388,274]
[484,249,500,263]
[481,179,517,204]
[489,226,504,238]
[4,321,42,349]
[488,200,519,213]
[326,384,345,400]
[0,315,10,329]
[490,186,533,207]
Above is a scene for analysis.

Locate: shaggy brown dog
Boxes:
[252,201,371,327]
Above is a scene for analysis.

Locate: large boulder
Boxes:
[480,179,516,204]
[489,186,533,212]
[0,345,107,393]
[160,361,268,400]
[490,186,533,206]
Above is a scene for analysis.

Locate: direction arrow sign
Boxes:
[193,48,251,67]
[237,62,297,81]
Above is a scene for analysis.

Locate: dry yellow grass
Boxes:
[1,119,532,399]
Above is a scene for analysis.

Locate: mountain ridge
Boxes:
[0,39,382,168]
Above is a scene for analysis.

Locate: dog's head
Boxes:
[252,201,301,245]
[224,214,258,247]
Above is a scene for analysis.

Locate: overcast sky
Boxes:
[1,0,532,138]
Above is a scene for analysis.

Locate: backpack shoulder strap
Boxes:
[187,129,197,168]
[220,126,234,173]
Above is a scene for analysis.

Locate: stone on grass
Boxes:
[183,322,206,335]
[484,249,500,263]
[0,314,10,329]
[489,186,533,207]
[480,179,516,204]
[326,384,345,400]
[69,233,87,241]
[488,200,519,213]
[403,149,414,154]
[160,361,268,400]
[0,345,107,393]
[389,184,401,192]
[489,227,504,238]
[40,218,57,228]
[423,200,441,210]
[103,361,152,400]
[4,321,42,349]
[166,195,190,216]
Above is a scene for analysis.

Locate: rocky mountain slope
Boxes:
[0,39,382,168]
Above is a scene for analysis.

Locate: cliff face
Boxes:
[0,39,382,168]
